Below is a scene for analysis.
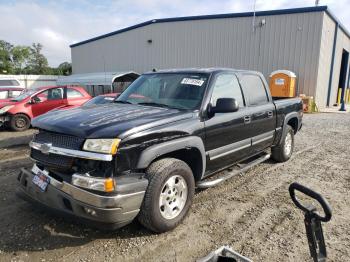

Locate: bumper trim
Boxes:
[30,141,113,161]
[19,168,147,208]
[17,168,148,226]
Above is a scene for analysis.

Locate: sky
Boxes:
[0,0,349,67]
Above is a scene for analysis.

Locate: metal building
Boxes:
[70,6,350,109]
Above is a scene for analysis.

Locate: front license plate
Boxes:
[32,165,50,192]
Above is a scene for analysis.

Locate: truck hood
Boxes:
[32,103,194,138]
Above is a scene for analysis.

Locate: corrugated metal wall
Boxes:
[71,11,324,102]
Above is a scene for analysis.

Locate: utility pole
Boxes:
[252,0,257,33]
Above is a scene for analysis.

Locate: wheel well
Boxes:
[153,148,203,182]
[287,117,298,134]
[12,112,31,120]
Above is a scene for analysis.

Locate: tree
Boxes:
[27,43,49,74]
[58,62,72,75]
[11,45,31,74]
[0,40,70,75]
[0,40,14,74]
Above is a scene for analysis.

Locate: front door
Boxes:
[204,73,252,175]
[31,87,65,117]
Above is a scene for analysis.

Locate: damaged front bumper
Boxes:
[17,167,148,229]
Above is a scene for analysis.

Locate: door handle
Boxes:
[267,111,273,118]
[255,112,265,117]
[244,115,251,124]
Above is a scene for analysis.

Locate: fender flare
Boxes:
[284,112,299,131]
[136,136,206,177]
[275,112,299,146]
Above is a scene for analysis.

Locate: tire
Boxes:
[271,125,294,162]
[138,158,195,233]
[10,114,31,131]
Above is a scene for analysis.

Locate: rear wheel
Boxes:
[10,114,31,131]
[138,158,195,233]
[271,125,294,162]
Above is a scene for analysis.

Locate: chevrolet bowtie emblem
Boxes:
[39,143,52,155]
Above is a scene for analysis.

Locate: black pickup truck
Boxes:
[17,68,302,233]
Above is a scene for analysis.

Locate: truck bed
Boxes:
[273,97,303,129]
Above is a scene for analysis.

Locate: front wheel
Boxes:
[10,114,31,131]
[138,158,195,233]
[271,125,294,162]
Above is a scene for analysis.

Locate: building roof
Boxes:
[70,5,349,48]
[56,71,140,86]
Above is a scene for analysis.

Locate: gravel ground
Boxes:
[0,128,36,148]
[0,113,349,262]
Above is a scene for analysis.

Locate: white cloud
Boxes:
[0,0,349,66]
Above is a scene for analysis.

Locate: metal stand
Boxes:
[289,183,332,262]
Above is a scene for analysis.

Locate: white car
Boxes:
[0,78,22,88]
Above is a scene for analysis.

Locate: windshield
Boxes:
[117,73,209,110]
[83,95,116,106]
[10,89,37,102]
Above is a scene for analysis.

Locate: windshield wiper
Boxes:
[114,100,132,104]
[137,102,179,109]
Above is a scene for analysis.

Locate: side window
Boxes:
[240,74,269,106]
[0,91,8,99]
[67,88,84,98]
[36,90,48,102]
[211,73,244,107]
[9,90,22,98]
[47,88,63,100]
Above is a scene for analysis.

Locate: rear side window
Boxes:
[67,88,84,98]
[240,74,269,106]
[0,91,8,99]
[210,73,244,107]
[8,90,22,98]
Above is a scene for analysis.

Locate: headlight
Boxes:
[83,138,120,154]
[0,105,14,115]
[72,174,115,192]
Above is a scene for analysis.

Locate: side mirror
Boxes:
[212,98,239,114]
[29,97,41,104]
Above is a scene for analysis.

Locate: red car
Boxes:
[0,85,91,131]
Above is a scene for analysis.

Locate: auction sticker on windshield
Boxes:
[32,164,50,192]
[181,78,205,86]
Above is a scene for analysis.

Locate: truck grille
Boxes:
[33,130,84,150]
[31,149,74,168]
[31,130,84,169]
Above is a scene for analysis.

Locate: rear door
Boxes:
[31,87,65,117]
[204,72,252,174]
[238,73,276,154]
[66,87,89,106]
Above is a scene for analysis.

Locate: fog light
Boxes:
[84,207,97,216]
[72,174,115,192]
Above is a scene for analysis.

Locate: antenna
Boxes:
[252,0,257,33]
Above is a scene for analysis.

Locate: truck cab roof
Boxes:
[145,68,262,75]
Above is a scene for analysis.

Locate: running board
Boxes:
[196,153,270,189]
